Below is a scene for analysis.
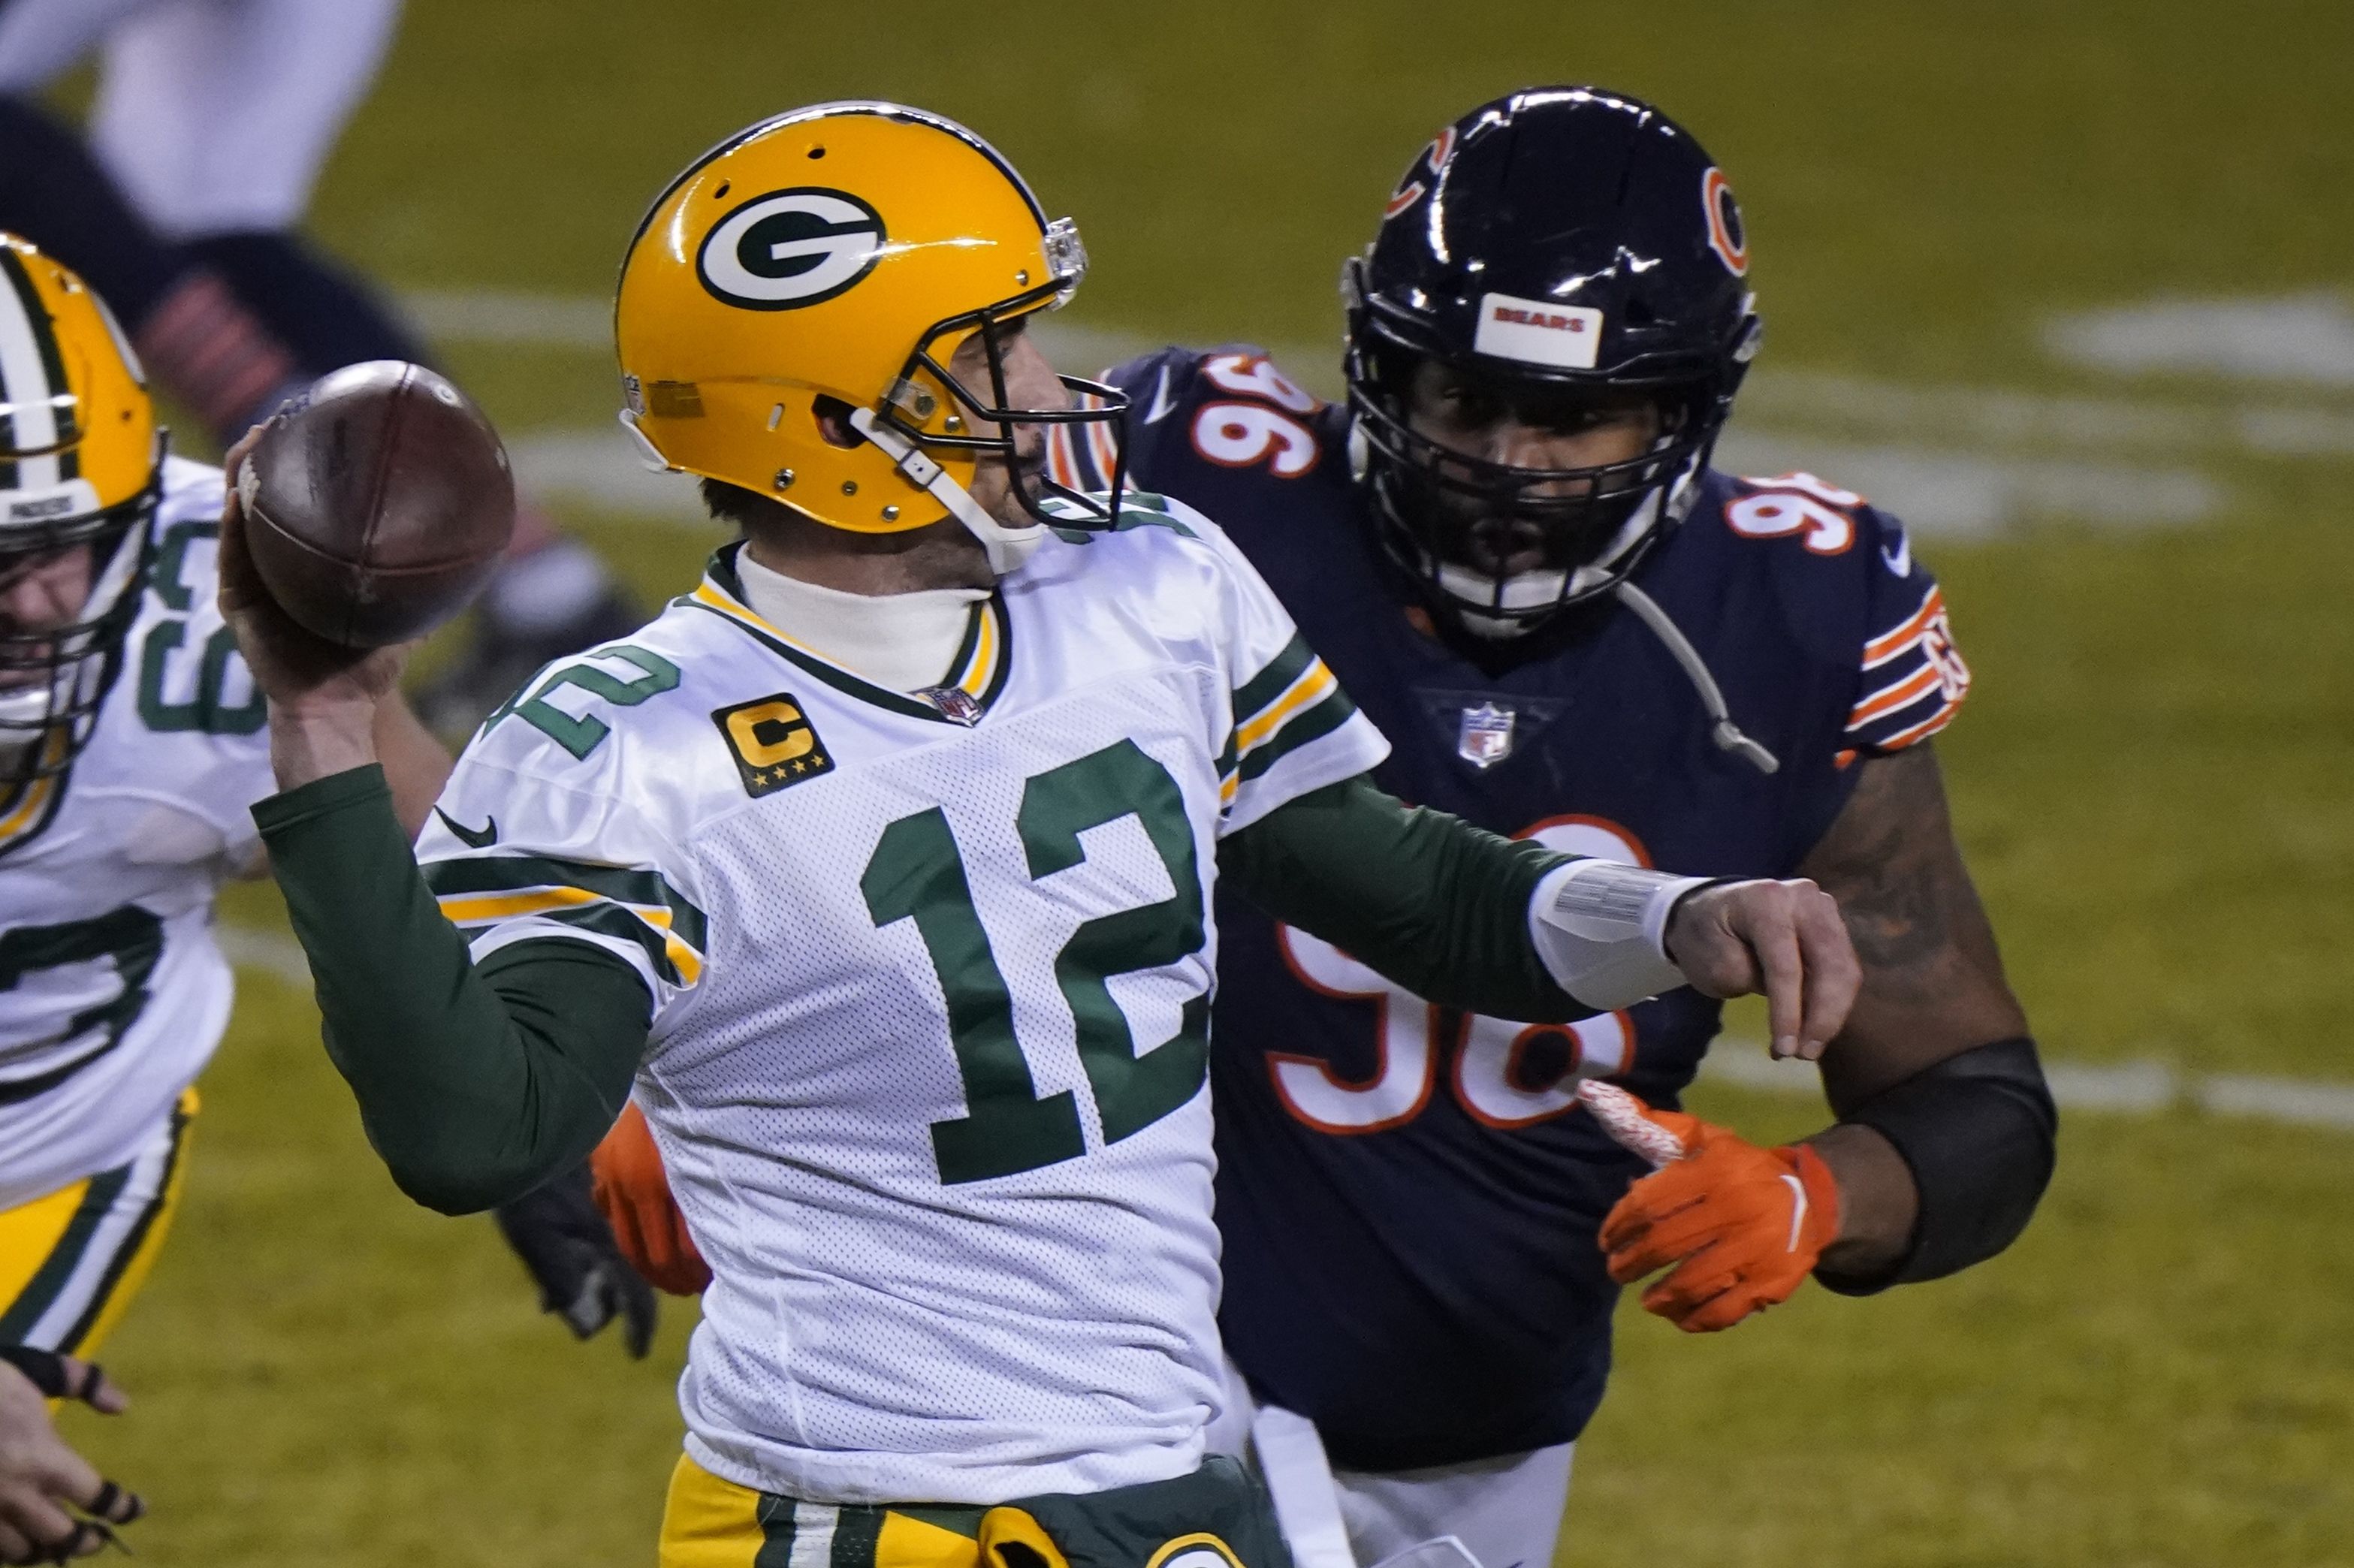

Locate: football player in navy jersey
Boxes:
[1045,86,2057,1568]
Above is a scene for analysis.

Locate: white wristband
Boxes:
[1526,859,1717,1011]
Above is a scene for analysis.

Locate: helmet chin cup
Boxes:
[847,406,1043,577]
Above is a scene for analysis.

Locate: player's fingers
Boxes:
[27,1446,105,1524]
[1737,888,1807,1057]
[0,1487,83,1562]
[0,1515,31,1566]
[47,1358,122,1416]
[1607,1203,1746,1286]
[1596,1170,1711,1256]
[79,1480,141,1527]
[1793,886,1861,1057]
[1667,1280,1770,1334]
[1640,1259,1745,1327]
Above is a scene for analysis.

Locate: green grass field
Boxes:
[42,2,2354,1563]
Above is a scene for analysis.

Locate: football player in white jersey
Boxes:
[0,234,454,1418]
[220,104,1860,1567]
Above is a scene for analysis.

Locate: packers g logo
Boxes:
[697,187,886,310]
[713,692,835,797]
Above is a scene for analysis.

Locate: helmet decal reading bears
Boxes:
[1702,167,1748,276]
[696,188,888,310]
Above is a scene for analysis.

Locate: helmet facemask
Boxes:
[1348,329,1724,638]
[872,222,1130,540]
[0,471,157,782]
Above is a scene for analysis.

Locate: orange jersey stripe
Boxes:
[1848,663,1942,728]
[1863,587,1945,667]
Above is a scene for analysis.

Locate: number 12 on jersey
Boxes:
[861,740,1210,1184]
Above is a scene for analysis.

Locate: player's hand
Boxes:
[1663,878,1859,1060]
[1594,1100,1842,1334]
[0,1349,143,1563]
[493,1162,659,1359]
[216,425,409,786]
[590,1105,711,1297]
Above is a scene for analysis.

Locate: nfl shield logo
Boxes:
[919,686,983,726]
[1457,702,1517,769]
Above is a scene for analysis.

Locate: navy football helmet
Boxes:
[1344,88,1762,635]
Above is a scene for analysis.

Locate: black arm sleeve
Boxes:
[252,765,655,1216]
[1219,774,1589,1023]
[1817,1035,2059,1295]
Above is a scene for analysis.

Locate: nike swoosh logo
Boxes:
[1143,364,1178,425]
[1780,1172,1809,1252]
[1880,528,1912,577]
[435,807,499,849]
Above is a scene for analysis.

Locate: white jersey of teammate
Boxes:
[0,456,271,1209]
[418,493,1388,1506]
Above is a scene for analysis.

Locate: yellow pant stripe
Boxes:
[662,1455,1069,1568]
[0,1089,196,1354]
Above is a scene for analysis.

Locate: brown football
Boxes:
[237,360,516,648]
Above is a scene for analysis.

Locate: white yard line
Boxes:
[2045,292,2354,387]
[409,288,2354,536]
[1698,1045,2354,1134]
[219,922,2354,1136]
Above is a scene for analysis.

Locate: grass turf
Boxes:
[41,1,2354,1563]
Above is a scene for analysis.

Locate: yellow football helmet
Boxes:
[0,233,163,782]
[614,101,1127,571]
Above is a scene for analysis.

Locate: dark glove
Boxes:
[493,1162,658,1358]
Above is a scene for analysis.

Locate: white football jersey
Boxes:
[0,456,271,1209]
[418,493,1388,1505]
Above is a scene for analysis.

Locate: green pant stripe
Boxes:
[830,1504,883,1568]
[0,1161,133,1343]
[56,1099,191,1354]
[753,1491,796,1568]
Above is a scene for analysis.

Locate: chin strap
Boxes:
[1610,578,1780,775]
[847,407,1045,577]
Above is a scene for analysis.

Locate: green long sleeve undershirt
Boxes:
[255,766,1582,1216]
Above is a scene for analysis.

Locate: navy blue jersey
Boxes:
[1055,347,1971,1471]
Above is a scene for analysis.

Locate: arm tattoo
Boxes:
[1800,743,2030,1111]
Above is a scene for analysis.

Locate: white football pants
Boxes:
[0,0,403,237]
[1211,1359,1577,1568]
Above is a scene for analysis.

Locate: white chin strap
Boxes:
[848,407,1046,577]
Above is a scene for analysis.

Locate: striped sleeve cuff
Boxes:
[1847,586,1971,754]
[1221,634,1388,828]
[421,853,708,990]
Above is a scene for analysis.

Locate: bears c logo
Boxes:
[697,187,886,310]
[1701,167,1748,276]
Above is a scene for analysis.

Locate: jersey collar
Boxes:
[681,543,1013,726]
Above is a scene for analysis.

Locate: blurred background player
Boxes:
[1038,89,2059,1568]
[0,237,642,1425]
[0,0,640,732]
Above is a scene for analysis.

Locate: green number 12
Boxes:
[860,739,1209,1184]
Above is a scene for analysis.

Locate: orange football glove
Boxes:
[1593,1098,1842,1333]
[590,1103,711,1297]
